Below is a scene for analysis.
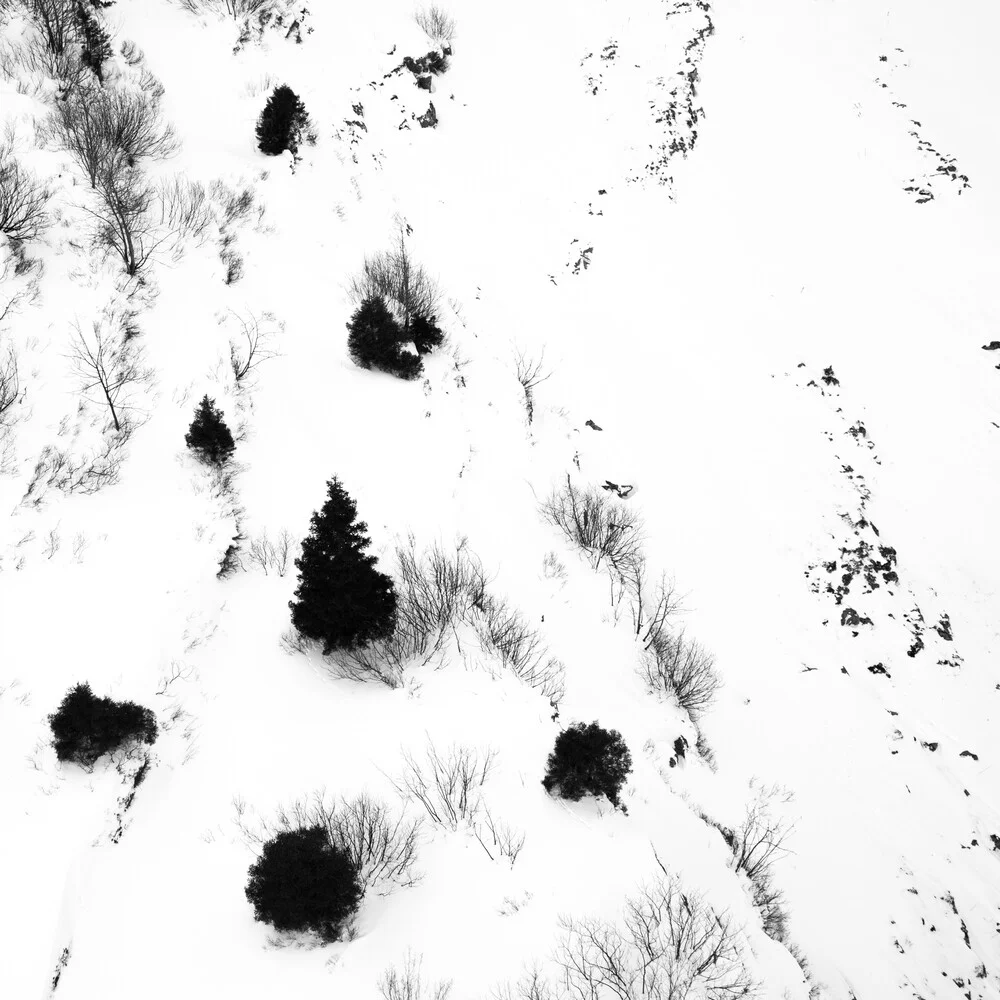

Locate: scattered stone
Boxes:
[959,750,979,761]
[585,419,603,431]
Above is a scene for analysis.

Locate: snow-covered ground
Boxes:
[2,0,998,997]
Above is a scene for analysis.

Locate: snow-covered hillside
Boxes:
[1,0,998,997]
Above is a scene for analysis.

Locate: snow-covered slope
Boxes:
[2,0,998,998]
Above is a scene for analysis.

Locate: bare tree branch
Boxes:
[67,320,151,430]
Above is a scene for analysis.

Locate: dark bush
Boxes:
[185,395,235,465]
[410,314,443,355]
[245,825,362,942]
[49,683,157,768]
[74,3,113,82]
[346,296,424,381]
[289,477,398,655]
[542,721,632,807]
[256,84,310,156]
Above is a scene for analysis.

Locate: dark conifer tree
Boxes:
[347,296,400,370]
[49,683,158,768]
[409,313,444,355]
[185,395,236,466]
[75,3,113,82]
[542,721,632,807]
[347,297,424,380]
[289,478,398,655]
[245,826,362,942]
[256,85,310,156]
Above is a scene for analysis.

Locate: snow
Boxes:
[2,0,998,997]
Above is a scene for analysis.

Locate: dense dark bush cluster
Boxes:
[245,825,362,942]
[49,682,157,768]
[256,85,311,156]
[346,297,443,380]
[289,477,398,655]
[542,721,632,808]
[347,231,443,379]
[185,395,235,465]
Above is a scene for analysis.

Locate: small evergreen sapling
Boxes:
[289,478,398,655]
[256,85,310,156]
[245,826,362,942]
[542,721,632,808]
[49,683,158,768]
[185,395,235,465]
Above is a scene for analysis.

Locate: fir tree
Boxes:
[75,3,113,83]
[185,395,236,466]
[256,85,310,156]
[289,478,398,655]
[542,721,633,807]
[49,683,158,768]
[245,826,362,942]
[410,313,444,355]
[346,297,424,381]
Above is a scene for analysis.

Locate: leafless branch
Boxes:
[557,868,758,999]
[640,629,720,720]
[67,320,151,430]
[514,349,551,424]
[390,740,497,830]
[349,226,440,333]
[379,951,453,1000]
[239,790,422,896]
[541,475,644,575]
[414,5,456,46]
[229,310,278,385]
[0,140,51,245]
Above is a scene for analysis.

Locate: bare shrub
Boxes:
[379,952,453,1000]
[513,349,550,425]
[0,142,51,244]
[558,863,757,1000]
[329,538,564,701]
[173,0,276,20]
[19,422,134,506]
[541,476,643,575]
[349,227,439,334]
[693,726,717,770]
[92,90,178,164]
[618,558,684,646]
[470,594,565,702]
[28,0,77,56]
[492,970,558,1000]
[391,741,497,830]
[472,806,525,866]
[120,39,144,66]
[414,5,455,46]
[329,538,484,687]
[44,88,177,187]
[210,179,260,227]
[229,310,278,385]
[728,786,792,942]
[641,630,720,720]
[156,176,212,245]
[68,319,151,430]
[242,791,421,896]
[89,166,166,275]
[0,343,19,424]
[245,528,295,576]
